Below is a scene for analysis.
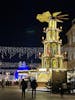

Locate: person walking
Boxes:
[30,78,38,98]
[20,79,28,99]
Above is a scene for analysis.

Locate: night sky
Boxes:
[0,0,75,47]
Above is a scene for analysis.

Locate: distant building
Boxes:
[62,19,75,70]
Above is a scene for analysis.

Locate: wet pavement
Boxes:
[0,86,75,100]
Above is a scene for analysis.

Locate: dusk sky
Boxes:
[0,0,75,47]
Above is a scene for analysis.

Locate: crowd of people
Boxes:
[0,79,14,87]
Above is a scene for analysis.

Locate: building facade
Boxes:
[62,20,75,70]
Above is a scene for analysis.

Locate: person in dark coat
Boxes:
[1,78,5,88]
[30,78,38,98]
[60,83,64,98]
[21,79,28,98]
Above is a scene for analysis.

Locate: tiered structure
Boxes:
[36,11,68,83]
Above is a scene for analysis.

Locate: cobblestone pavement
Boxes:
[0,86,75,100]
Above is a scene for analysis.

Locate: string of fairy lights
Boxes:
[0,46,43,60]
[0,46,43,73]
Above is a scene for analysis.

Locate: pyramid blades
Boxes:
[42,11,51,18]
[56,19,63,23]
[59,17,69,20]
[52,12,62,17]
[36,11,68,23]
[57,14,69,18]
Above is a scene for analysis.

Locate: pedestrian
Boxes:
[1,78,5,88]
[27,77,31,91]
[30,78,38,98]
[60,83,64,98]
[20,78,28,99]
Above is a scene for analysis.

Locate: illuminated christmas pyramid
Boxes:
[37,11,68,70]
[36,11,68,84]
